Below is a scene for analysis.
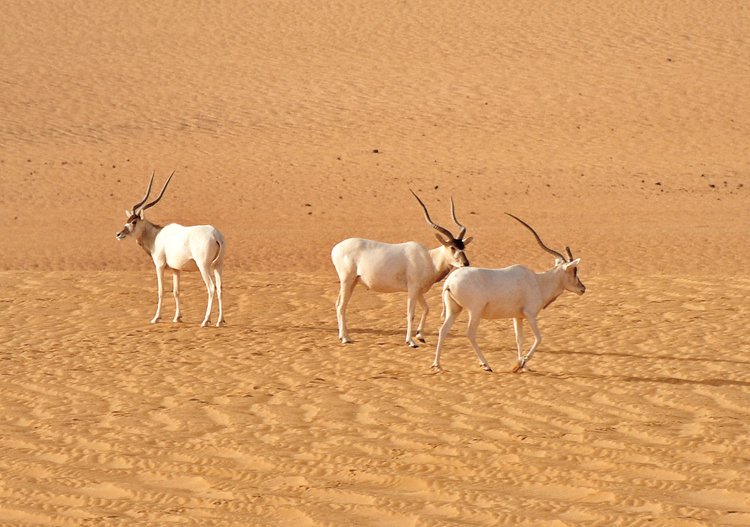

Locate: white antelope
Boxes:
[433,213,585,372]
[331,191,473,347]
[115,171,226,327]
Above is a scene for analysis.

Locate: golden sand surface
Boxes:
[1,1,749,525]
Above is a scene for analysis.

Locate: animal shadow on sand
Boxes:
[555,347,750,367]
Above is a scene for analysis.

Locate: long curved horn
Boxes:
[132,171,155,212]
[410,189,454,240]
[505,213,566,261]
[450,196,467,239]
[565,246,574,262]
[141,170,175,211]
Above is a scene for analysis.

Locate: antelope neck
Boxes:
[136,220,164,257]
[536,267,566,310]
[428,246,454,284]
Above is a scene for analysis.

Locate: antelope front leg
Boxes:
[405,292,419,348]
[415,294,429,343]
[514,312,542,372]
[150,264,166,324]
[511,317,524,371]
[335,278,356,344]
[172,270,182,323]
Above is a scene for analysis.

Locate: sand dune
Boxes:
[1,0,749,525]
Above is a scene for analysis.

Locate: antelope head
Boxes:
[116,171,174,240]
[506,213,585,295]
[411,190,473,267]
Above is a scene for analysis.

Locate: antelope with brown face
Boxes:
[116,171,226,327]
[331,190,473,347]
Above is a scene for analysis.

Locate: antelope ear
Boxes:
[462,236,474,246]
[563,258,581,270]
[125,210,132,218]
[434,233,451,247]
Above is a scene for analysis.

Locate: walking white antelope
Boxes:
[115,171,226,327]
[433,213,585,372]
[331,191,473,347]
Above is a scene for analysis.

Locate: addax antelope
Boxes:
[331,190,473,347]
[433,213,585,372]
[116,171,226,327]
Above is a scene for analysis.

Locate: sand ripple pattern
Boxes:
[1,272,748,526]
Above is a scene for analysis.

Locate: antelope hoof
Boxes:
[150,317,161,324]
[215,320,223,328]
[431,364,443,373]
[201,320,211,327]
[407,341,419,349]
[172,316,182,323]
[340,337,352,344]
[482,364,493,373]
[511,363,526,373]
[417,336,426,343]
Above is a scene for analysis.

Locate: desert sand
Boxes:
[1,1,749,525]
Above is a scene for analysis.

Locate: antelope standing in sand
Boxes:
[116,172,226,327]
[433,213,585,372]
[331,190,472,347]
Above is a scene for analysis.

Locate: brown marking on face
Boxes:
[448,242,469,267]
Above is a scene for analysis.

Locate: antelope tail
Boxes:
[440,284,453,321]
[211,240,224,266]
